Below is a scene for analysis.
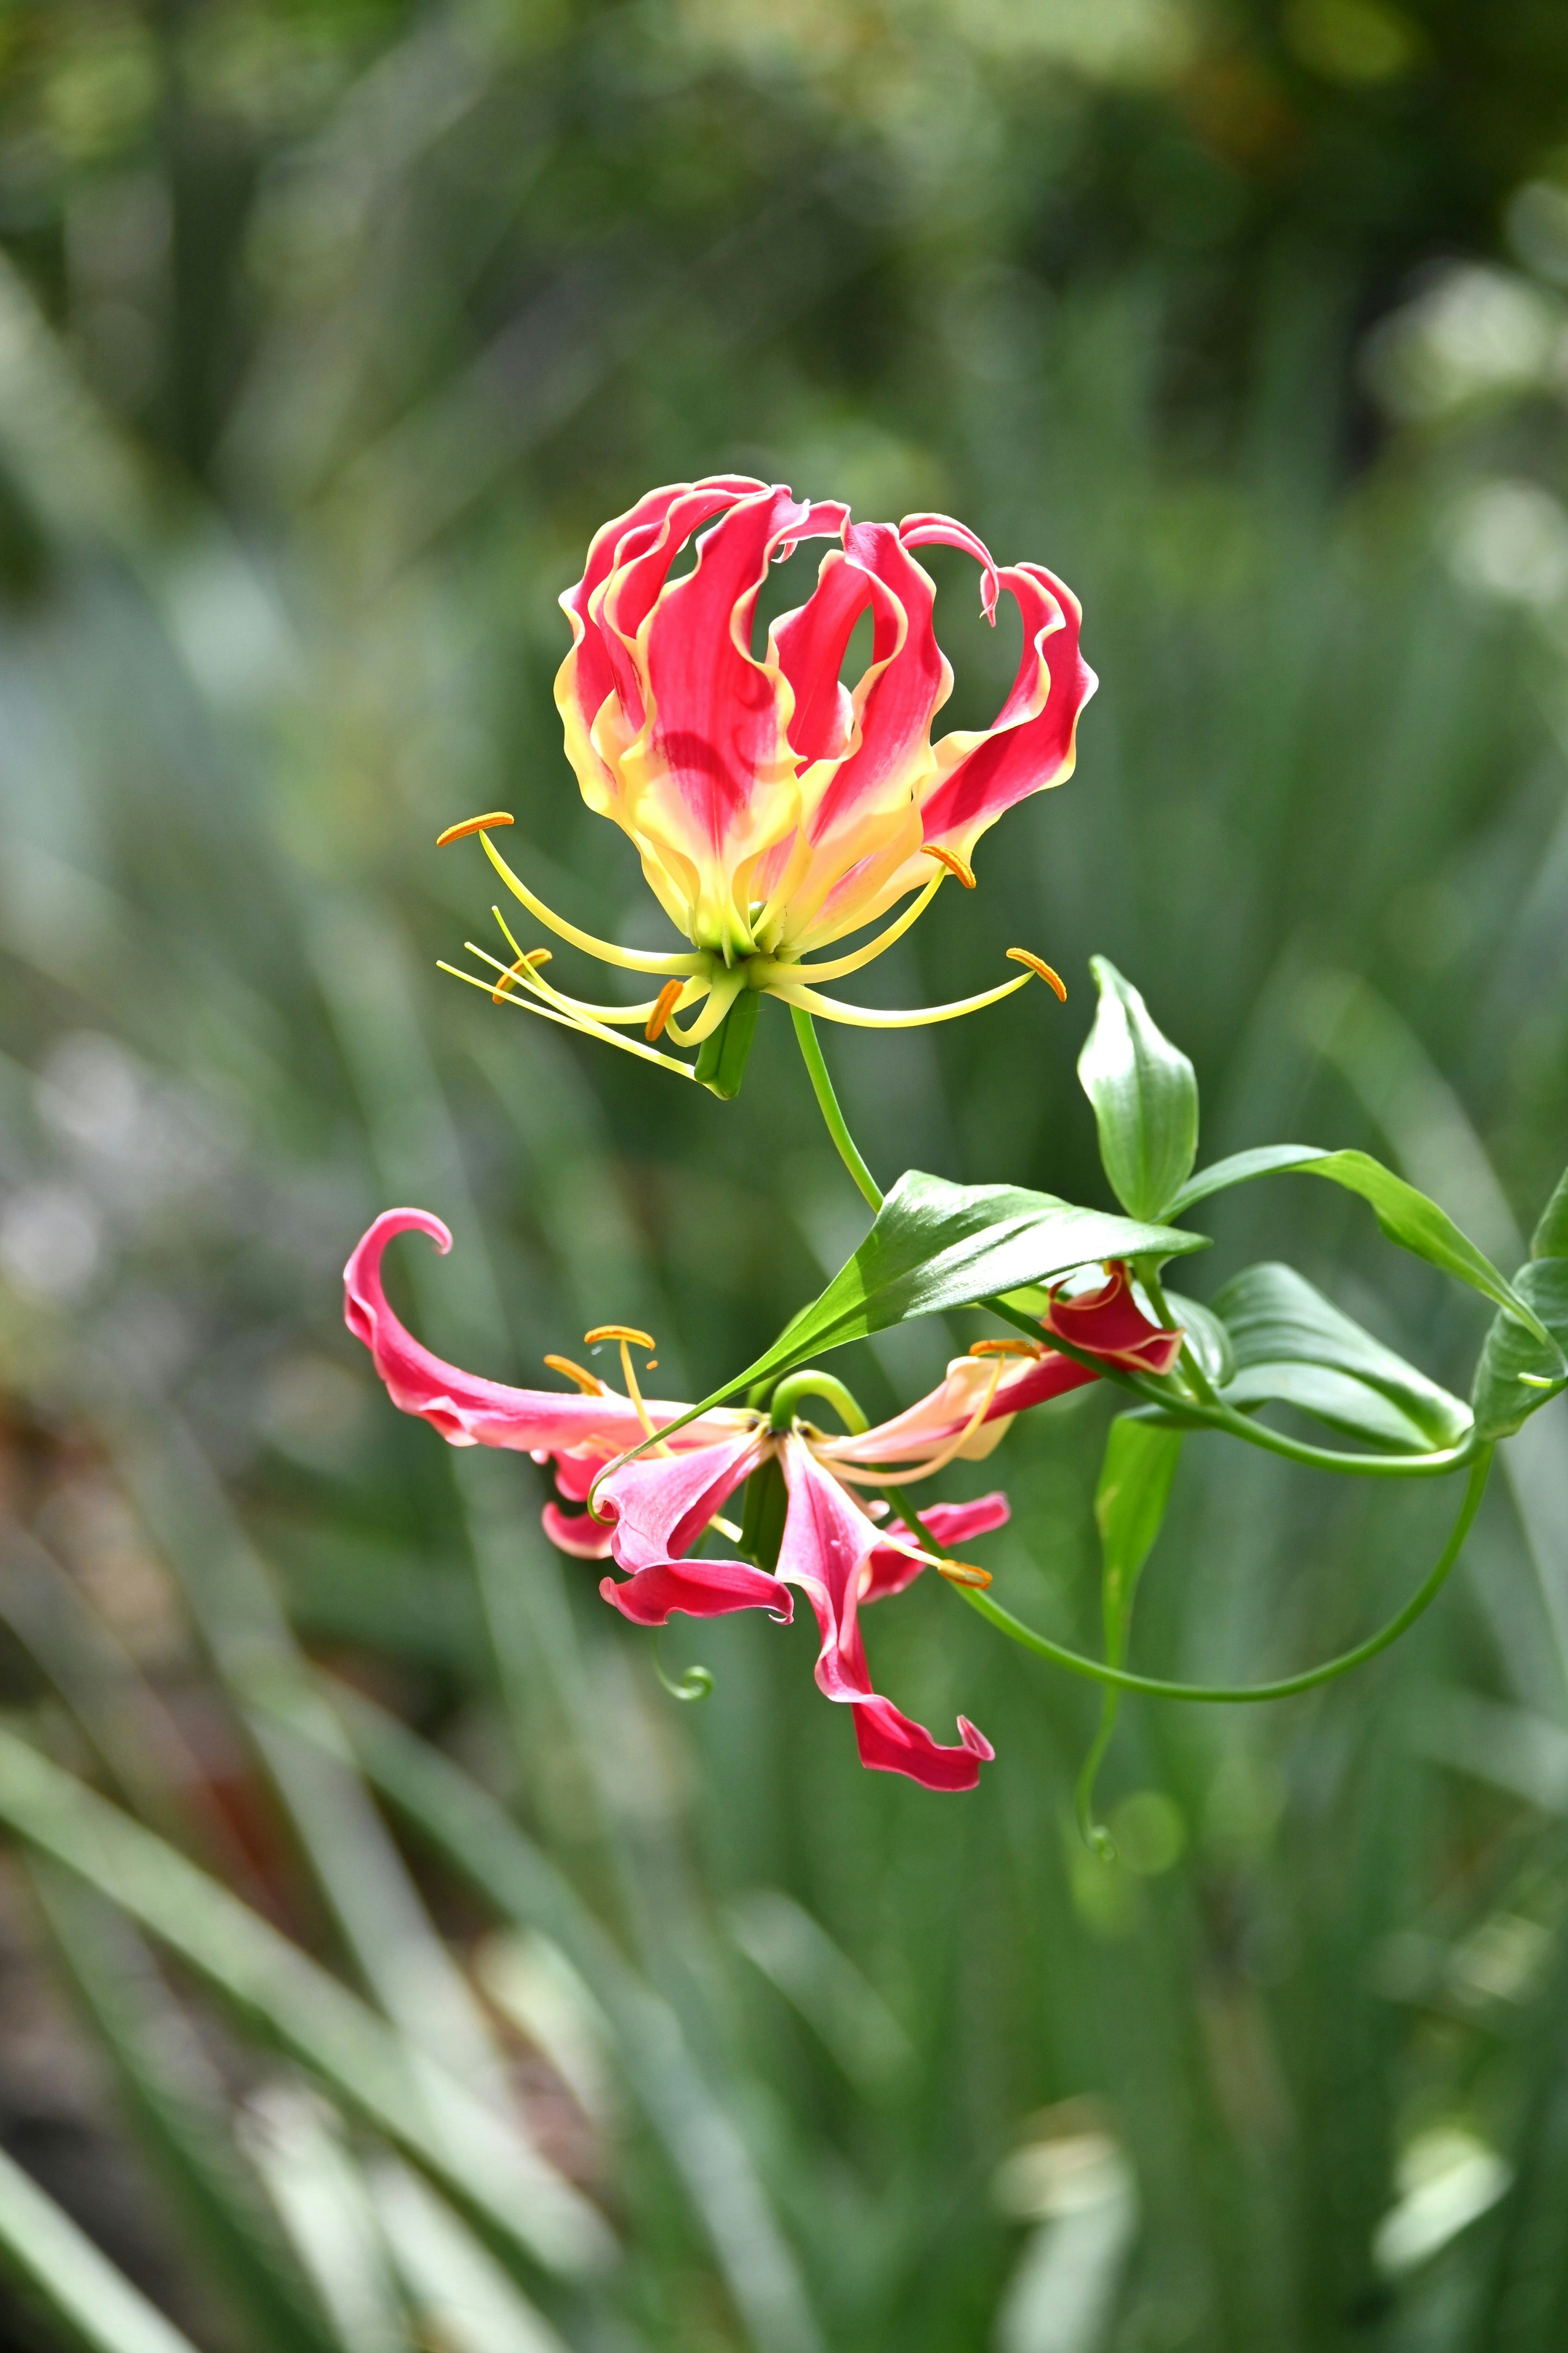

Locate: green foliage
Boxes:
[1532,1164,1568,1259]
[1471,1259,1568,1438]
[1214,1261,1473,1453]
[1077,955,1198,1220]
[1077,1415,1183,1849]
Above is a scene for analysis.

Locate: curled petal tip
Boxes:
[436,811,514,847]
[1006,948,1067,1002]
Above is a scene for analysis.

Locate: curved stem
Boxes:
[791,1008,883,1211]
[977,1294,1478,1479]
[950,1447,1492,1702]
[768,1370,870,1435]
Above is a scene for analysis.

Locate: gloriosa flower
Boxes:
[345,1210,1179,1791]
[435,477,1096,1090]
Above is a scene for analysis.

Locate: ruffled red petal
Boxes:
[599,1558,793,1626]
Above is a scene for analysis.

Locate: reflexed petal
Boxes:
[600,1558,793,1626]
[1047,1265,1183,1373]
[775,1437,992,1790]
[542,1502,615,1560]
[595,1428,768,1571]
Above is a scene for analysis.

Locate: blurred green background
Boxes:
[2,1,1568,2348]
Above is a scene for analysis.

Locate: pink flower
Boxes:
[432,480,1096,1079]
[346,1211,1178,1791]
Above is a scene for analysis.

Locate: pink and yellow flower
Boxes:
[435,478,1096,1079]
[345,1210,1178,1792]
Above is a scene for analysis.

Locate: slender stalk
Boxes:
[791,1008,882,1212]
[931,1448,1492,1702]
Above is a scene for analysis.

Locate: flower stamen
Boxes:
[936,1560,993,1589]
[924,845,976,888]
[479,830,704,977]
[830,1358,1007,1486]
[437,811,515,847]
[1006,948,1067,1002]
[646,980,684,1041]
[544,1353,606,1394]
[586,1326,661,1442]
[967,1337,1046,1359]
[492,948,552,1003]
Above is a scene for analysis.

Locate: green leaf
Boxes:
[30,1865,342,2353]
[751,1170,1206,1394]
[1471,1258,1568,1438]
[0,2134,202,2353]
[1078,1417,1184,1852]
[0,1723,613,2285]
[1164,1143,1557,1355]
[1077,957,1198,1219]
[1214,1262,1472,1453]
[1532,1165,1568,1259]
[1162,1291,1235,1387]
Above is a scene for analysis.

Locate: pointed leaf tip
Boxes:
[1077,958,1198,1223]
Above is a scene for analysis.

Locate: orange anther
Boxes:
[1006,949,1067,1002]
[491,949,551,1003]
[924,845,976,888]
[646,979,684,1041]
[584,1324,656,1350]
[436,811,515,848]
[543,1354,606,1395]
[968,1337,1046,1359]
[936,1560,993,1589]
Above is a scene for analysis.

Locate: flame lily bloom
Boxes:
[435,477,1095,1087]
[345,1212,1177,1791]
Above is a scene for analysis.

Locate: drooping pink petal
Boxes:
[862,1492,1011,1602]
[593,1428,768,1572]
[775,1437,991,1791]
[1046,1265,1183,1374]
[599,1557,793,1626]
[916,562,1096,868]
[541,1501,615,1560]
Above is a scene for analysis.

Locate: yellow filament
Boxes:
[967,1337,1045,1359]
[646,980,684,1041]
[754,872,943,987]
[437,811,514,847]
[770,969,1033,1029]
[585,1326,661,1444]
[479,829,702,976]
[924,845,976,888]
[543,1354,606,1395]
[481,918,670,1027]
[438,961,699,1076]
[1006,948,1067,1002]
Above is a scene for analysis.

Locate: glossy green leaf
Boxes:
[0,1724,612,2284]
[1471,1259,1568,1438]
[1164,1143,1557,1353]
[1532,1165,1568,1259]
[751,1170,1206,1392]
[1078,1416,1184,1851]
[0,2134,202,2353]
[1077,957,1199,1219]
[1214,1262,1472,1452]
[1162,1290,1235,1387]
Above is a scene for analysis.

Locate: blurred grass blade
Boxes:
[0,2132,202,2353]
[370,2158,572,2353]
[28,1863,344,2353]
[240,2086,412,2353]
[325,1680,826,2353]
[0,1721,614,2281]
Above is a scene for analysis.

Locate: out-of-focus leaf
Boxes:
[0,2133,201,2353]
[1076,957,1198,1219]
[29,1865,343,2353]
[728,1170,1205,1404]
[1214,1263,1472,1452]
[1078,1415,1184,1849]
[1471,1259,1568,1439]
[325,1683,825,2353]
[240,2086,409,2353]
[1167,1145,1556,1350]
[1532,1165,1568,1259]
[370,2159,571,2353]
[0,1724,614,2283]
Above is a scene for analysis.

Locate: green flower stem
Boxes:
[767,1370,870,1435]
[949,1446,1492,1703]
[791,1008,883,1212]
[1140,1262,1219,1408]
[977,1293,1480,1480]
